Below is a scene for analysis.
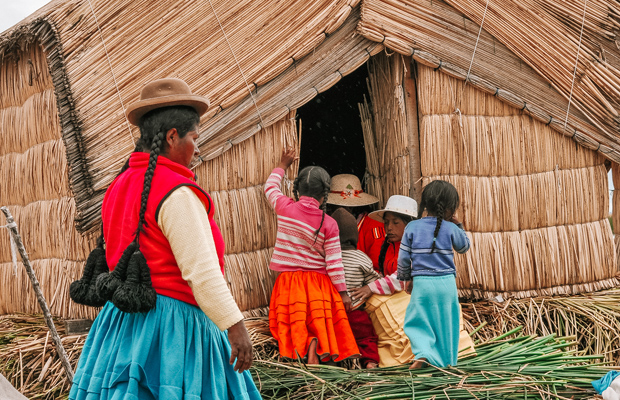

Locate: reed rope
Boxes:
[563,0,588,133]
[85,0,134,146]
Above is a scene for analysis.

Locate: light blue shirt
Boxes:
[397,217,470,280]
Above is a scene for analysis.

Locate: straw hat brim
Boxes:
[368,209,417,223]
[126,94,210,125]
[326,191,379,207]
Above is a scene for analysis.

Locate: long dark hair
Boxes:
[419,180,460,253]
[293,166,331,243]
[378,212,414,275]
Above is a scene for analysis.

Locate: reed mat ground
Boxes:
[1,303,615,399]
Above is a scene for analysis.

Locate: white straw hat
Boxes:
[326,174,379,207]
[368,195,418,222]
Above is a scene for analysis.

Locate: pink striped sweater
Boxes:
[264,168,347,292]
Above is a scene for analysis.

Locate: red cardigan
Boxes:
[102,152,225,306]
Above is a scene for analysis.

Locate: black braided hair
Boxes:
[378,212,414,275]
[419,180,460,254]
[294,166,331,243]
[94,106,199,313]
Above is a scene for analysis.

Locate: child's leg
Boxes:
[347,309,380,368]
[307,338,319,364]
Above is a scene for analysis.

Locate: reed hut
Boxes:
[0,0,619,319]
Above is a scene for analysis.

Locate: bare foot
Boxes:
[409,358,428,370]
[365,361,379,369]
[307,339,319,365]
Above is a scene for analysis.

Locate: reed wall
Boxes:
[0,42,97,319]
[417,64,617,298]
[613,163,620,268]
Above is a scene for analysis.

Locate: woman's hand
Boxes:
[350,285,373,305]
[227,320,253,373]
[339,291,352,312]
[403,280,412,295]
[277,147,298,170]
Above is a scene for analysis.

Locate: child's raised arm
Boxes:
[264,147,298,210]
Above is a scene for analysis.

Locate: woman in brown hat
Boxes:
[69,78,260,399]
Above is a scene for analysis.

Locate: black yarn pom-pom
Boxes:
[95,242,137,301]
[70,247,106,305]
[112,249,148,313]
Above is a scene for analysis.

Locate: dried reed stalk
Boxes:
[462,287,620,365]
[0,140,70,207]
[454,220,616,294]
[613,163,620,235]
[224,248,278,312]
[0,198,96,263]
[444,0,620,140]
[0,260,98,320]
[423,165,609,232]
[358,52,410,206]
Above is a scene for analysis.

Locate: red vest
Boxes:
[102,152,225,306]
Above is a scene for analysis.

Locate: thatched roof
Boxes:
[1,0,619,232]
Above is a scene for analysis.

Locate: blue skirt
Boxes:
[403,275,460,368]
[69,295,261,400]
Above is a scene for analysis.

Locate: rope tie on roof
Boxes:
[547,116,553,126]
[434,60,442,71]
[206,0,265,129]
[86,0,134,146]
[563,0,588,134]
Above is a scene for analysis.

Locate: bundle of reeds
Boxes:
[0,260,98,319]
[253,329,606,399]
[357,0,619,162]
[0,140,70,207]
[0,198,96,263]
[613,163,620,235]
[224,248,278,312]
[444,0,620,141]
[420,114,604,177]
[0,41,53,109]
[0,89,62,156]
[359,52,411,206]
[462,287,620,365]
[424,166,608,232]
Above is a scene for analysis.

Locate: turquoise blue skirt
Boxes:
[403,275,460,368]
[69,295,261,400]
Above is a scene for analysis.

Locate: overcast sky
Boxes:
[0,0,51,34]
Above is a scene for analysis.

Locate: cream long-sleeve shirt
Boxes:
[158,186,243,331]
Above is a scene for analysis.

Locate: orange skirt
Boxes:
[269,271,360,362]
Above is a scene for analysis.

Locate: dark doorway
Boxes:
[297,65,369,182]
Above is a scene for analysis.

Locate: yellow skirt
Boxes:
[365,291,475,367]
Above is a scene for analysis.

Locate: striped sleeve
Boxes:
[369,270,405,295]
[264,168,288,211]
[323,226,347,292]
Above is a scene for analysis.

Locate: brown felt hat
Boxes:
[126,78,210,125]
[326,174,379,207]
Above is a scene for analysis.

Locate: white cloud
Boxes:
[0,1,52,34]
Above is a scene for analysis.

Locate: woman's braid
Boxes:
[430,203,445,253]
[312,185,330,243]
[378,237,390,276]
[293,176,300,201]
[135,130,165,240]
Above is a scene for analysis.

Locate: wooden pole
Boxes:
[0,207,74,382]
[403,60,423,204]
